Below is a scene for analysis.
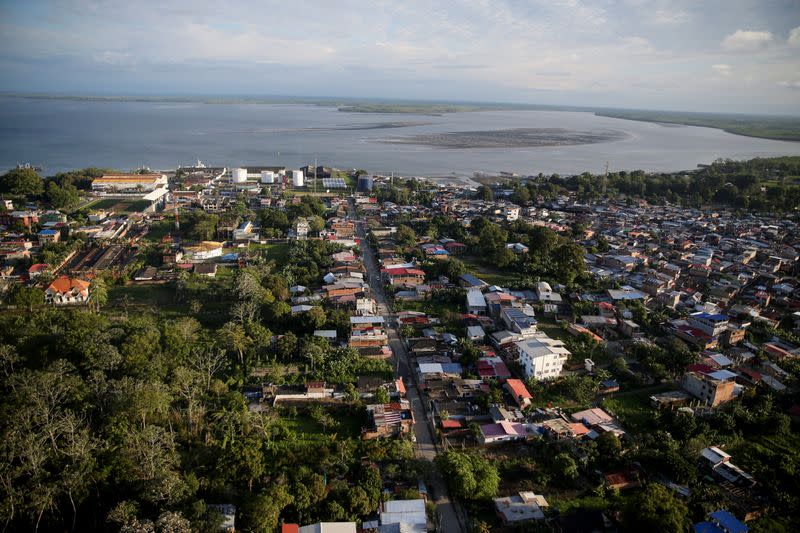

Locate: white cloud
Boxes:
[651,9,690,25]
[789,26,800,47]
[777,80,800,89]
[712,64,732,77]
[721,29,774,51]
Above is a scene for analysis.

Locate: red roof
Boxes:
[47,276,90,295]
[506,378,532,399]
[442,419,463,429]
[282,525,299,533]
[384,267,425,276]
[395,377,406,395]
[686,363,714,374]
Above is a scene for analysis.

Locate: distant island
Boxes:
[594,109,800,142]
[4,92,800,142]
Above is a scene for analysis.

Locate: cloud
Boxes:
[711,64,732,77]
[721,29,773,51]
[651,9,690,25]
[789,26,800,47]
[777,80,800,89]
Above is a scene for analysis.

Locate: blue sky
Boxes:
[1,0,799,114]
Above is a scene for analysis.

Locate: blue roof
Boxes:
[693,522,725,533]
[440,363,463,374]
[694,312,728,322]
[38,229,58,235]
[460,273,486,286]
[709,511,748,533]
[601,379,619,388]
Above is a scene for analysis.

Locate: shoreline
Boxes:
[3,93,798,142]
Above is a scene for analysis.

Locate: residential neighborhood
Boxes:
[1,156,800,532]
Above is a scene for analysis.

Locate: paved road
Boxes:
[349,199,467,533]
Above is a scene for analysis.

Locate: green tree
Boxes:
[239,485,293,532]
[0,168,44,196]
[622,483,690,533]
[45,181,80,209]
[90,277,108,312]
[436,451,499,500]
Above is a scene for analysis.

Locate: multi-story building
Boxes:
[513,333,570,380]
[688,312,730,338]
[682,371,735,407]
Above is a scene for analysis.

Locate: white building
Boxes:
[183,241,224,262]
[688,312,729,338]
[466,288,487,315]
[91,173,168,191]
[513,333,570,380]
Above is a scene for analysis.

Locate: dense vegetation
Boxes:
[513,156,800,211]
[0,233,402,531]
[596,109,800,142]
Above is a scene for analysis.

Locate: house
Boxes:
[692,510,749,533]
[294,217,310,240]
[45,276,90,305]
[700,447,756,488]
[27,263,49,278]
[379,499,427,532]
[535,282,562,304]
[459,273,488,289]
[383,267,425,287]
[480,421,529,444]
[513,333,570,380]
[501,307,537,335]
[682,372,736,407]
[37,228,60,244]
[689,312,730,338]
[604,468,642,491]
[466,325,486,342]
[494,492,549,525]
[504,379,532,408]
[362,401,414,439]
[297,523,357,533]
[466,289,487,315]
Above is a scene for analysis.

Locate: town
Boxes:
[1,156,799,533]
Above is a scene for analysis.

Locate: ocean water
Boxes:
[1,96,798,177]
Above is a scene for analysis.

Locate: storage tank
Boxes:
[357,175,373,192]
[232,167,248,183]
[260,171,275,184]
[291,170,304,187]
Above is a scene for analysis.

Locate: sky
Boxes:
[0,0,799,114]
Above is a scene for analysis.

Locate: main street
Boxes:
[349,198,467,533]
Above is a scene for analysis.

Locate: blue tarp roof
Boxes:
[440,363,463,374]
[709,511,748,533]
[693,521,725,533]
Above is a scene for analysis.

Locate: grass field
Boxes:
[601,383,674,432]
[460,255,519,286]
[144,220,175,242]
[261,242,291,266]
[86,198,152,213]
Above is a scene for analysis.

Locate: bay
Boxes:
[1,96,799,176]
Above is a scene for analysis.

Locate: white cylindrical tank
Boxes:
[292,170,304,187]
[260,171,275,184]
[232,167,248,183]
